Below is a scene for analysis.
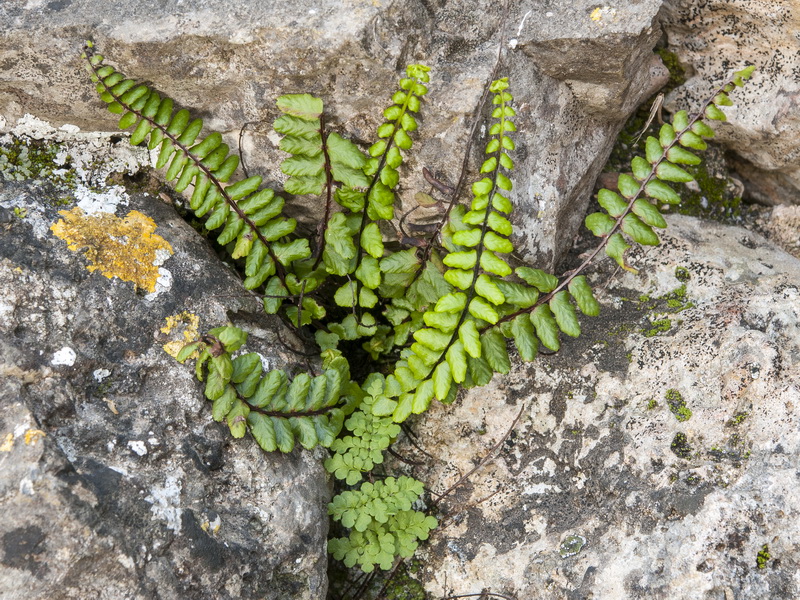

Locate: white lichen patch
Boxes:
[127,440,147,456]
[145,474,184,534]
[93,368,111,382]
[75,183,130,216]
[144,265,173,301]
[51,346,77,366]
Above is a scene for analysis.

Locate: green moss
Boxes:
[654,48,687,91]
[756,544,771,569]
[666,389,692,422]
[674,267,690,282]
[727,411,749,427]
[646,399,658,410]
[381,560,428,600]
[642,318,672,337]
[0,137,83,207]
[670,432,692,459]
[661,284,695,313]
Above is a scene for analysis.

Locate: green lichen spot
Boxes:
[666,389,692,422]
[647,399,658,410]
[674,266,690,282]
[1,137,83,206]
[727,411,749,427]
[670,432,692,459]
[642,318,672,337]
[560,534,587,558]
[756,544,770,569]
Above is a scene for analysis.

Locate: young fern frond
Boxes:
[327,476,437,573]
[356,78,525,423]
[364,65,430,222]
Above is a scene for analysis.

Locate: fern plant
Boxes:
[82,40,754,575]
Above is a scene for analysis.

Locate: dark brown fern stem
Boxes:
[312,114,334,270]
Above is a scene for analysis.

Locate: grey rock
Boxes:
[0,132,330,599]
[662,0,800,205]
[389,215,800,599]
[0,0,667,268]
[760,204,800,259]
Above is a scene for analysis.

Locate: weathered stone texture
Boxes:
[0,132,330,599]
[663,0,800,205]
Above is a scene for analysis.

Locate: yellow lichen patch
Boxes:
[590,6,616,23]
[161,311,201,359]
[24,429,46,445]
[50,208,173,293]
[0,433,13,452]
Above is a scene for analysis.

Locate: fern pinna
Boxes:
[82,40,753,575]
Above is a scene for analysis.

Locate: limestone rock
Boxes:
[0,131,330,599]
[760,204,800,259]
[662,0,800,205]
[390,215,800,599]
[0,0,668,268]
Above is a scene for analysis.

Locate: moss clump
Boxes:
[674,266,690,283]
[0,137,80,206]
[666,389,692,422]
[654,48,687,91]
[727,411,749,427]
[756,544,771,569]
[661,284,694,313]
[670,432,692,459]
[646,399,658,410]
[642,318,672,338]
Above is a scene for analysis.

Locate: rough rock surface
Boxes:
[0,0,667,268]
[0,129,330,599]
[389,215,800,599]
[662,0,800,205]
[761,204,800,259]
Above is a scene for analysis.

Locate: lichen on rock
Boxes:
[50,207,173,293]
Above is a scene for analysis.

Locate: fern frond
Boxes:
[364,64,431,221]
[361,78,522,422]
[180,326,347,451]
[81,43,315,305]
[583,65,755,272]
[327,476,437,573]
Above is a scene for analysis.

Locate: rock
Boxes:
[760,204,800,259]
[0,129,330,599]
[0,0,668,268]
[662,0,800,205]
[388,215,800,598]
